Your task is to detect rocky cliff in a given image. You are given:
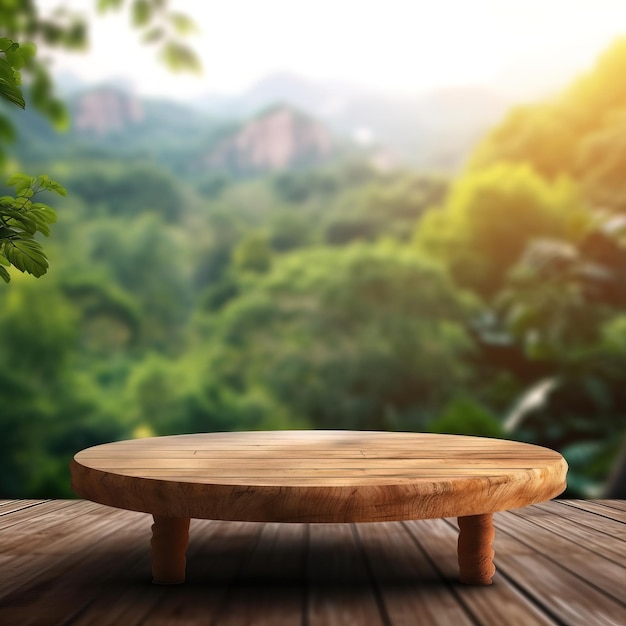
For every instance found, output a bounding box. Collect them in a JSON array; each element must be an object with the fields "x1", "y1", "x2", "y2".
[
  {"x1": 205, "y1": 106, "x2": 333, "y2": 173},
  {"x1": 73, "y1": 87, "x2": 144, "y2": 135}
]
